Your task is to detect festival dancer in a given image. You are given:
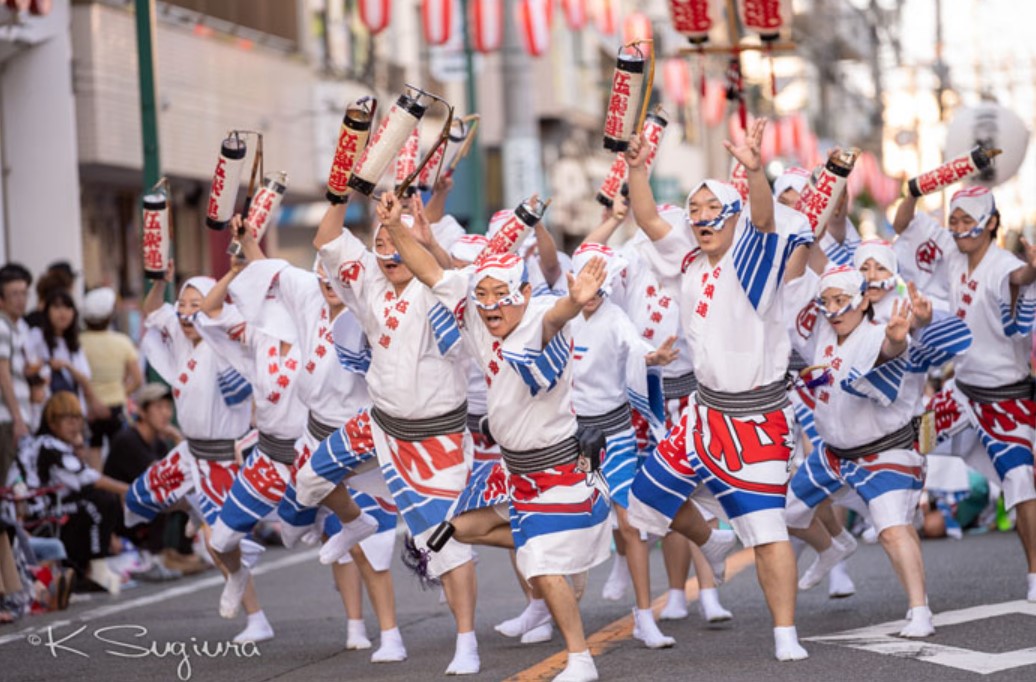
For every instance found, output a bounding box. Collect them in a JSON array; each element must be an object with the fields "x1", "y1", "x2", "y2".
[
  {"x1": 195, "y1": 229, "x2": 309, "y2": 625},
  {"x1": 588, "y1": 199, "x2": 734, "y2": 624},
  {"x1": 377, "y1": 191, "x2": 613, "y2": 682},
  {"x1": 624, "y1": 119, "x2": 815, "y2": 661},
  {"x1": 784, "y1": 264, "x2": 970, "y2": 636},
  {"x1": 893, "y1": 185, "x2": 1036, "y2": 602},
  {"x1": 568, "y1": 241, "x2": 681, "y2": 649},
  {"x1": 293, "y1": 199, "x2": 480, "y2": 675},
  {"x1": 125, "y1": 265, "x2": 268, "y2": 641},
  {"x1": 230, "y1": 227, "x2": 407, "y2": 663}
]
